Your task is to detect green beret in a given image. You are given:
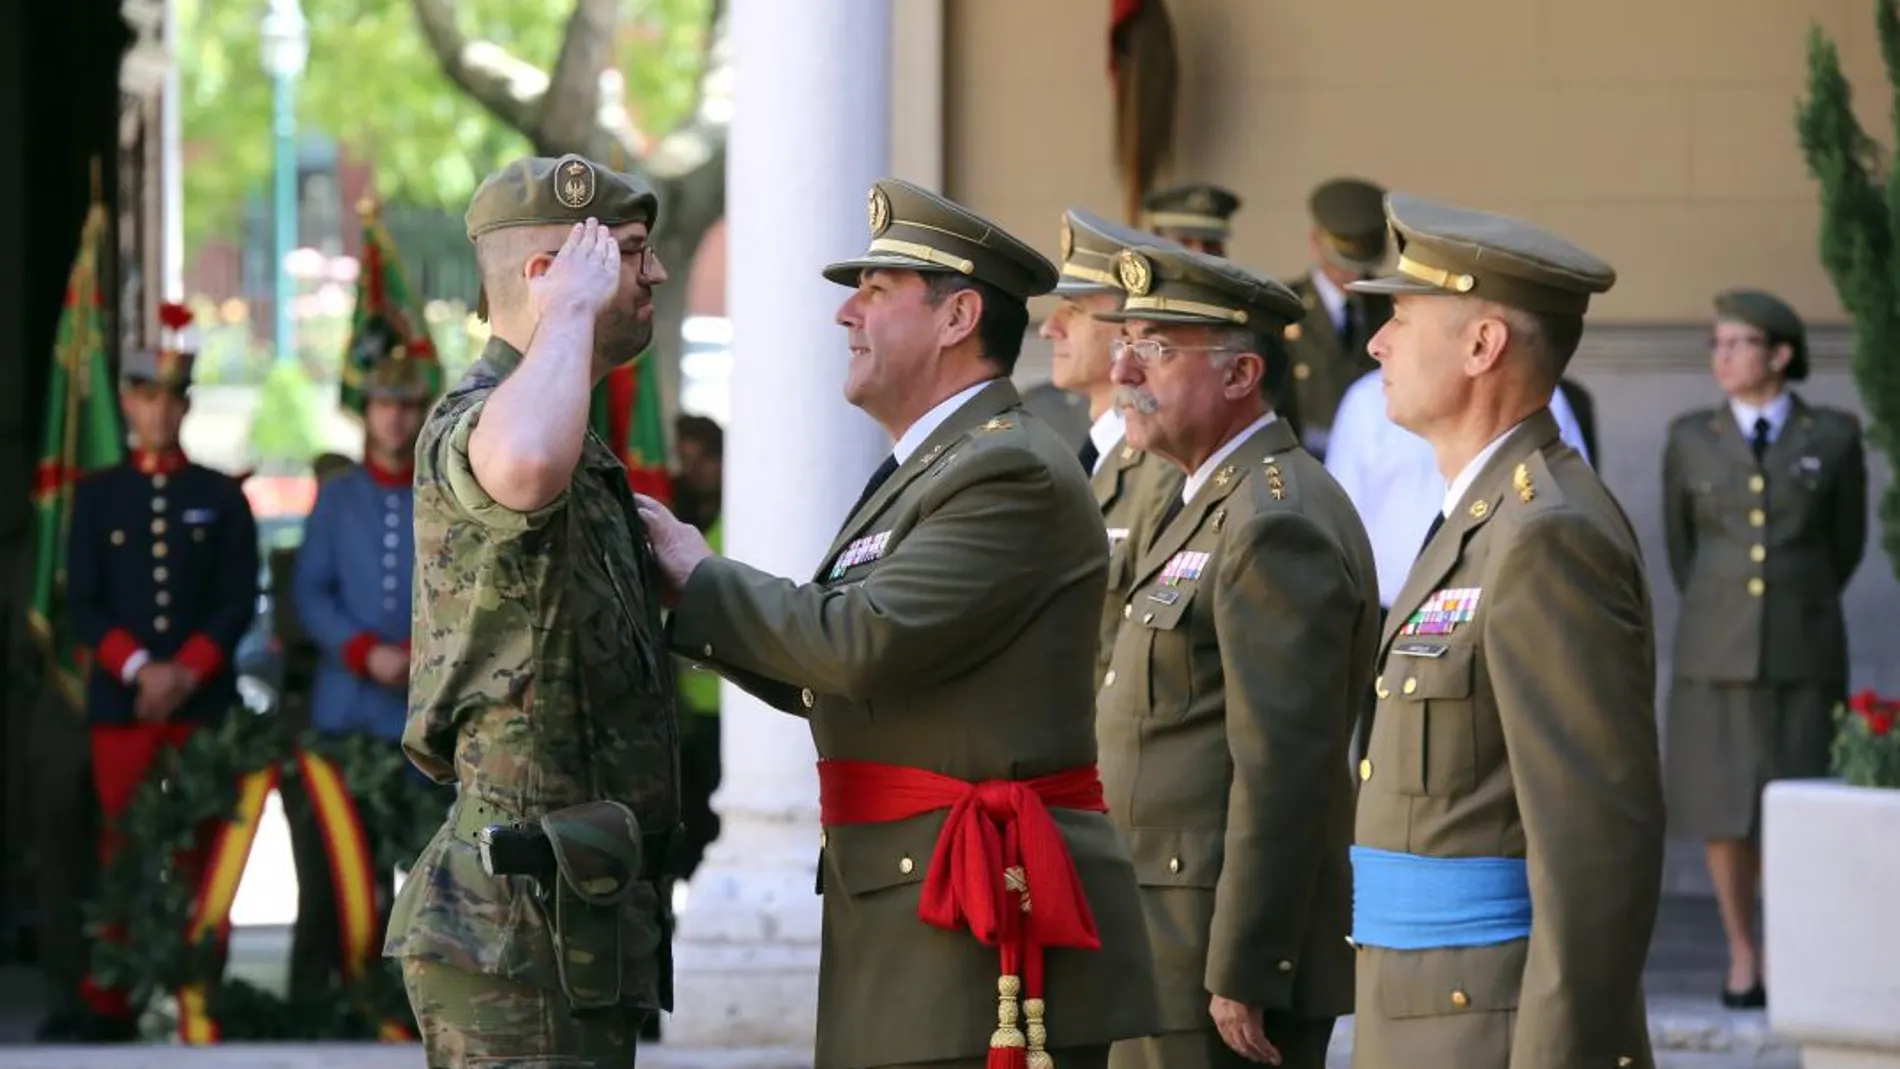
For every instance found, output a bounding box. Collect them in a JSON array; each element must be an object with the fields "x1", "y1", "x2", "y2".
[
  {"x1": 1055, "y1": 208, "x2": 1175, "y2": 297},
  {"x1": 1309, "y1": 177, "x2": 1389, "y2": 272},
  {"x1": 1349, "y1": 193, "x2": 1616, "y2": 315},
  {"x1": 1141, "y1": 183, "x2": 1241, "y2": 240},
  {"x1": 1715, "y1": 288, "x2": 1808, "y2": 381},
  {"x1": 822, "y1": 178, "x2": 1057, "y2": 302},
  {"x1": 1094, "y1": 244, "x2": 1304, "y2": 329},
  {"x1": 464, "y1": 154, "x2": 659, "y2": 241}
]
